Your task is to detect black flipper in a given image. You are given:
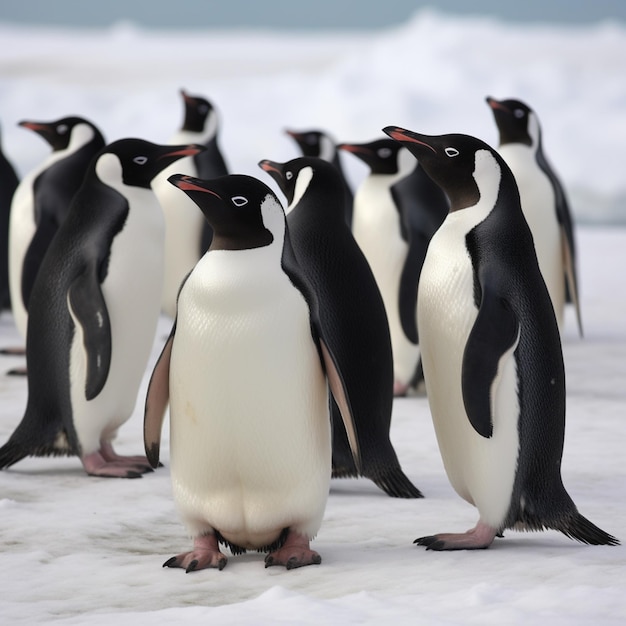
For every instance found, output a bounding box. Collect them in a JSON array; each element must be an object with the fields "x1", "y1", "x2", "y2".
[
  {"x1": 462, "y1": 285, "x2": 519, "y2": 439},
  {"x1": 67, "y1": 266, "x2": 112, "y2": 401}
]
